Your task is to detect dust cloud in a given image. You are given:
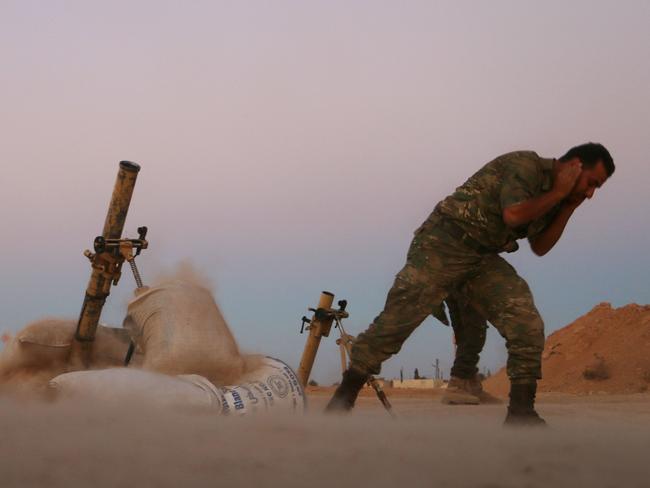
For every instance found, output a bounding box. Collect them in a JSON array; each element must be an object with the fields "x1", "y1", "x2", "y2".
[
  {"x1": 150, "y1": 259, "x2": 215, "y2": 292},
  {"x1": 0, "y1": 319, "x2": 128, "y2": 394},
  {"x1": 0, "y1": 263, "x2": 264, "y2": 395},
  {"x1": 0, "y1": 390, "x2": 648, "y2": 487},
  {"x1": 2, "y1": 267, "x2": 648, "y2": 487}
]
